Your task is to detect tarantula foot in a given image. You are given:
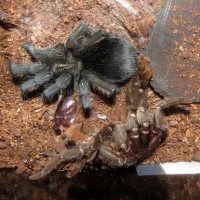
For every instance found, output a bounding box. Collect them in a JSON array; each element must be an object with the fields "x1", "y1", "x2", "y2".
[
  {"x1": 78, "y1": 78, "x2": 91, "y2": 110},
  {"x1": 20, "y1": 71, "x2": 53, "y2": 98},
  {"x1": 8, "y1": 61, "x2": 22, "y2": 79},
  {"x1": 23, "y1": 43, "x2": 34, "y2": 55}
]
